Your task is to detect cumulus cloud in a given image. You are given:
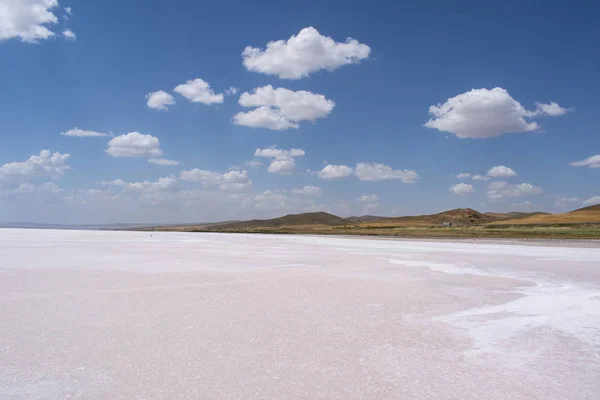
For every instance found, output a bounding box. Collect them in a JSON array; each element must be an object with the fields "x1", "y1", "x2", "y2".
[
  {"x1": 570, "y1": 154, "x2": 600, "y2": 169},
  {"x1": 148, "y1": 158, "x2": 179, "y2": 166},
  {"x1": 225, "y1": 87, "x2": 239, "y2": 96},
  {"x1": 233, "y1": 85, "x2": 335, "y2": 130},
  {"x1": 487, "y1": 165, "x2": 517, "y2": 178},
  {"x1": 449, "y1": 183, "x2": 475, "y2": 196},
  {"x1": 174, "y1": 78, "x2": 224, "y2": 105},
  {"x1": 242, "y1": 26, "x2": 371, "y2": 79},
  {"x1": 98, "y1": 177, "x2": 179, "y2": 193},
  {"x1": 290, "y1": 186, "x2": 323, "y2": 197},
  {"x1": 317, "y1": 165, "x2": 353, "y2": 179},
  {"x1": 0, "y1": 0, "x2": 64, "y2": 43},
  {"x1": 530, "y1": 102, "x2": 571, "y2": 117},
  {"x1": 60, "y1": 127, "x2": 108, "y2": 137},
  {"x1": 146, "y1": 90, "x2": 175, "y2": 111},
  {"x1": 0, "y1": 150, "x2": 70, "y2": 186},
  {"x1": 472, "y1": 175, "x2": 489, "y2": 181},
  {"x1": 62, "y1": 28, "x2": 75, "y2": 40},
  {"x1": 244, "y1": 159, "x2": 263, "y2": 168},
  {"x1": 355, "y1": 163, "x2": 419, "y2": 183},
  {"x1": 583, "y1": 196, "x2": 600, "y2": 206},
  {"x1": 254, "y1": 147, "x2": 305, "y2": 158},
  {"x1": 254, "y1": 146, "x2": 305, "y2": 175},
  {"x1": 267, "y1": 156, "x2": 295, "y2": 175},
  {"x1": 106, "y1": 132, "x2": 163, "y2": 158},
  {"x1": 425, "y1": 87, "x2": 569, "y2": 139},
  {"x1": 179, "y1": 168, "x2": 252, "y2": 192},
  {"x1": 486, "y1": 181, "x2": 543, "y2": 200},
  {"x1": 456, "y1": 173, "x2": 471, "y2": 179},
  {"x1": 358, "y1": 194, "x2": 379, "y2": 202}
]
